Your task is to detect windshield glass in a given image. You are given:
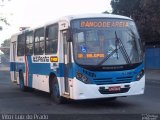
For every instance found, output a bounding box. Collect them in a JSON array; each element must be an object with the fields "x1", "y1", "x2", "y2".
[{"x1": 71, "y1": 18, "x2": 143, "y2": 66}]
